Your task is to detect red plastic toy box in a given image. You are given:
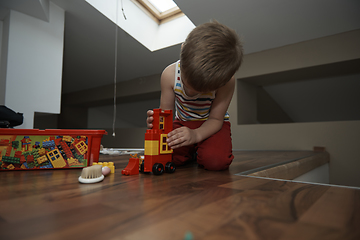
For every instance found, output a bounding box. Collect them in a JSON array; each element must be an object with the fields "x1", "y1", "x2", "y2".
[{"x1": 0, "y1": 129, "x2": 107, "y2": 171}]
